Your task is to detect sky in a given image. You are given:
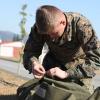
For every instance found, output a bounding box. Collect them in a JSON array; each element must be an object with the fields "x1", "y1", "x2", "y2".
[{"x1": 0, "y1": 0, "x2": 100, "y2": 39}]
